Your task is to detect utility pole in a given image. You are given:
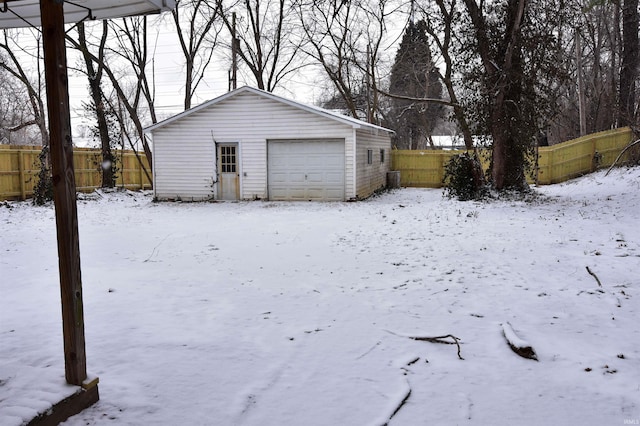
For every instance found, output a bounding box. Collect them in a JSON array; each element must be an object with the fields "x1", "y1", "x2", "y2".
[
  {"x1": 366, "y1": 44, "x2": 372, "y2": 123},
  {"x1": 229, "y1": 11, "x2": 238, "y2": 91}
]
